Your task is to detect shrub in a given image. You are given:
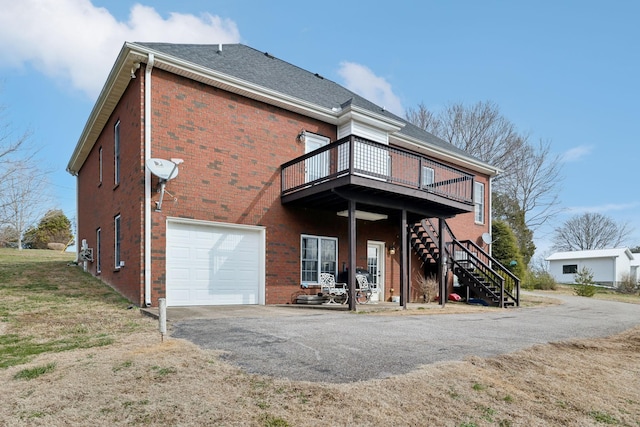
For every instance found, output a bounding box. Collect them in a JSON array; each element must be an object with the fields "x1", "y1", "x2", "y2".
[
  {"x1": 414, "y1": 273, "x2": 438, "y2": 303},
  {"x1": 529, "y1": 270, "x2": 557, "y2": 290},
  {"x1": 617, "y1": 273, "x2": 638, "y2": 295},
  {"x1": 574, "y1": 267, "x2": 596, "y2": 297}
]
